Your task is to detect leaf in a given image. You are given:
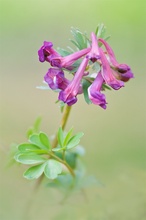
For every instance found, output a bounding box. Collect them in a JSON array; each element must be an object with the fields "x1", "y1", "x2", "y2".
[
  {"x1": 44, "y1": 159, "x2": 62, "y2": 179},
  {"x1": 74, "y1": 145, "x2": 85, "y2": 156},
  {"x1": 92, "y1": 62, "x2": 100, "y2": 72},
  {"x1": 15, "y1": 154, "x2": 46, "y2": 165},
  {"x1": 70, "y1": 39, "x2": 80, "y2": 49},
  {"x1": 36, "y1": 85, "x2": 50, "y2": 90},
  {"x1": 96, "y1": 23, "x2": 105, "y2": 38},
  {"x1": 57, "y1": 47, "x2": 71, "y2": 56},
  {"x1": 23, "y1": 163, "x2": 46, "y2": 180},
  {"x1": 82, "y1": 79, "x2": 92, "y2": 104},
  {"x1": 29, "y1": 133, "x2": 50, "y2": 150},
  {"x1": 102, "y1": 83, "x2": 112, "y2": 91},
  {"x1": 52, "y1": 147, "x2": 64, "y2": 152},
  {"x1": 70, "y1": 27, "x2": 89, "y2": 50},
  {"x1": 47, "y1": 174, "x2": 73, "y2": 190},
  {"x1": 39, "y1": 132, "x2": 51, "y2": 150},
  {"x1": 63, "y1": 127, "x2": 73, "y2": 147},
  {"x1": 26, "y1": 116, "x2": 42, "y2": 138},
  {"x1": 66, "y1": 132, "x2": 84, "y2": 150},
  {"x1": 18, "y1": 143, "x2": 40, "y2": 153},
  {"x1": 65, "y1": 152, "x2": 77, "y2": 169}
]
